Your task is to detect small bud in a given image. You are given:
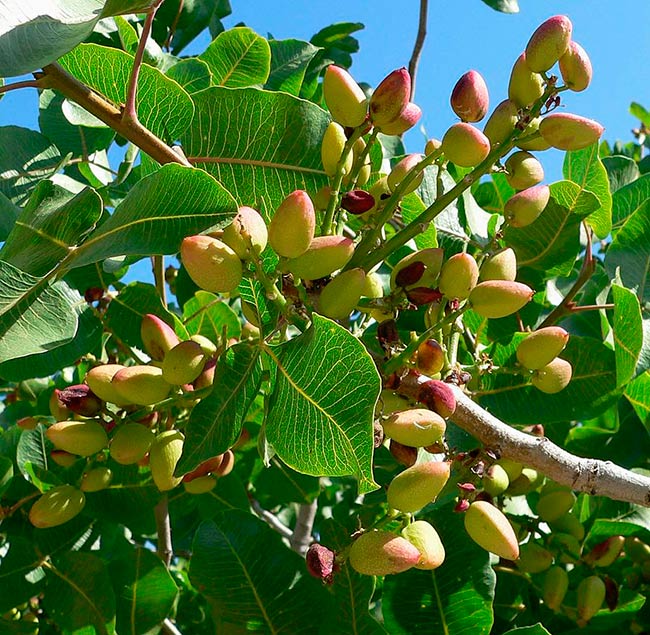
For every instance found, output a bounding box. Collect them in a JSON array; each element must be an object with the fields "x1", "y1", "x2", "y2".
[
  {"x1": 149, "y1": 430, "x2": 185, "y2": 491},
  {"x1": 539, "y1": 113, "x2": 604, "y2": 151},
  {"x1": 348, "y1": 530, "x2": 420, "y2": 576},
  {"x1": 442, "y1": 123, "x2": 491, "y2": 168},
  {"x1": 323, "y1": 65, "x2": 368, "y2": 128},
  {"x1": 221, "y1": 206, "x2": 268, "y2": 259},
  {"x1": 386, "y1": 461, "x2": 451, "y2": 513},
  {"x1": 80, "y1": 467, "x2": 113, "y2": 492},
  {"x1": 482, "y1": 464, "x2": 510, "y2": 497},
  {"x1": 518, "y1": 542, "x2": 554, "y2": 573},
  {"x1": 110, "y1": 423, "x2": 155, "y2": 465},
  {"x1": 450, "y1": 70, "x2": 489, "y2": 122},
  {"x1": 469, "y1": 280, "x2": 534, "y2": 319},
  {"x1": 318, "y1": 269, "x2": 367, "y2": 320},
  {"x1": 455, "y1": 499, "x2": 470, "y2": 513},
  {"x1": 183, "y1": 475, "x2": 218, "y2": 494},
  {"x1": 525, "y1": 15, "x2": 573, "y2": 73},
  {"x1": 532, "y1": 358, "x2": 573, "y2": 394},
  {"x1": 268, "y1": 189, "x2": 316, "y2": 259},
  {"x1": 382, "y1": 408, "x2": 446, "y2": 448},
  {"x1": 505, "y1": 151, "x2": 544, "y2": 190},
  {"x1": 85, "y1": 364, "x2": 132, "y2": 406},
  {"x1": 415, "y1": 339, "x2": 445, "y2": 375},
  {"x1": 162, "y1": 340, "x2": 207, "y2": 385},
  {"x1": 341, "y1": 190, "x2": 376, "y2": 215},
  {"x1": 112, "y1": 366, "x2": 171, "y2": 406},
  {"x1": 284, "y1": 235, "x2": 354, "y2": 280},
  {"x1": 402, "y1": 520, "x2": 446, "y2": 570},
  {"x1": 516, "y1": 326, "x2": 569, "y2": 370},
  {"x1": 438, "y1": 253, "x2": 479, "y2": 300},
  {"x1": 536, "y1": 488, "x2": 576, "y2": 522},
  {"x1": 463, "y1": 500, "x2": 520, "y2": 560},
  {"x1": 483, "y1": 99, "x2": 519, "y2": 148},
  {"x1": 29, "y1": 485, "x2": 85, "y2": 528},
  {"x1": 504, "y1": 184, "x2": 550, "y2": 227},
  {"x1": 46, "y1": 420, "x2": 108, "y2": 457},
  {"x1": 387, "y1": 154, "x2": 424, "y2": 195},
  {"x1": 576, "y1": 575, "x2": 605, "y2": 623},
  {"x1": 378, "y1": 102, "x2": 422, "y2": 135},
  {"x1": 389, "y1": 439, "x2": 418, "y2": 467},
  {"x1": 306, "y1": 543, "x2": 336, "y2": 582},
  {"x1": 508, "y1": 53, "x2": 545, "y2": 108},
  {"x1": 479, "y1": 248, "x2": 517, "y2": 282},
  {"x1": 181, "y1": 235, "x2": 243, "y2": 293},
  {"x1": 141, "y1": 314, "x2": 181, "y2": 361},
  {"x1": 321, "y1": 121, "x2": 353, "y2": 177},
  {"x1": 417, "y1": 379, "x2": 456, "y2": 418},
  {"x1": 54, "y1": 384, "x2": 104, "y2": 417},
  {"x1": 559, "y1": 41, "x2": 592, "y2": 92},
  {"x1": 369, "y1": 68, "x2": 411, "y2": 127},
  {"x1": 543, "y1": 566, "x2": 569, "y2": 611}
]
